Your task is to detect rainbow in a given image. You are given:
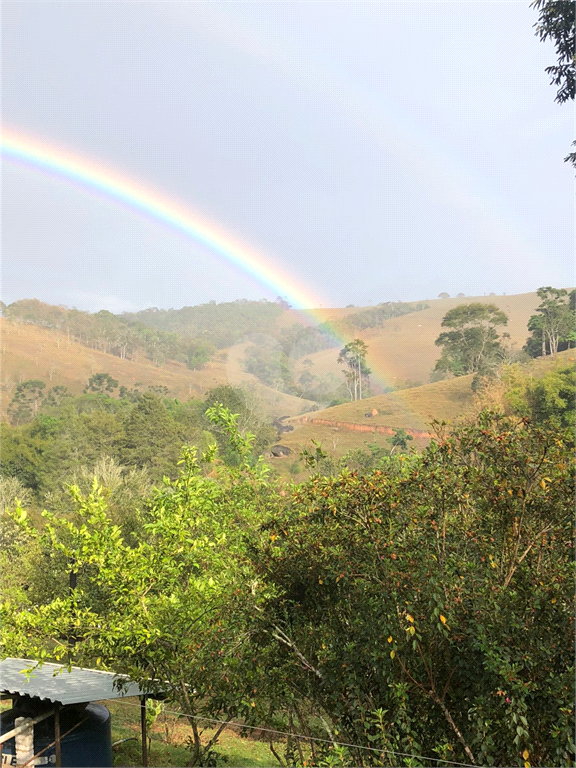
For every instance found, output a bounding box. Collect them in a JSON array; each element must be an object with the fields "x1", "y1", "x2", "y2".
[
  {"x1": 2, "y1": 127, "x2": 423, "y2": 412},
  {"x1": 2, "y1": 128, "x2": 325, "y2": 311}
]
